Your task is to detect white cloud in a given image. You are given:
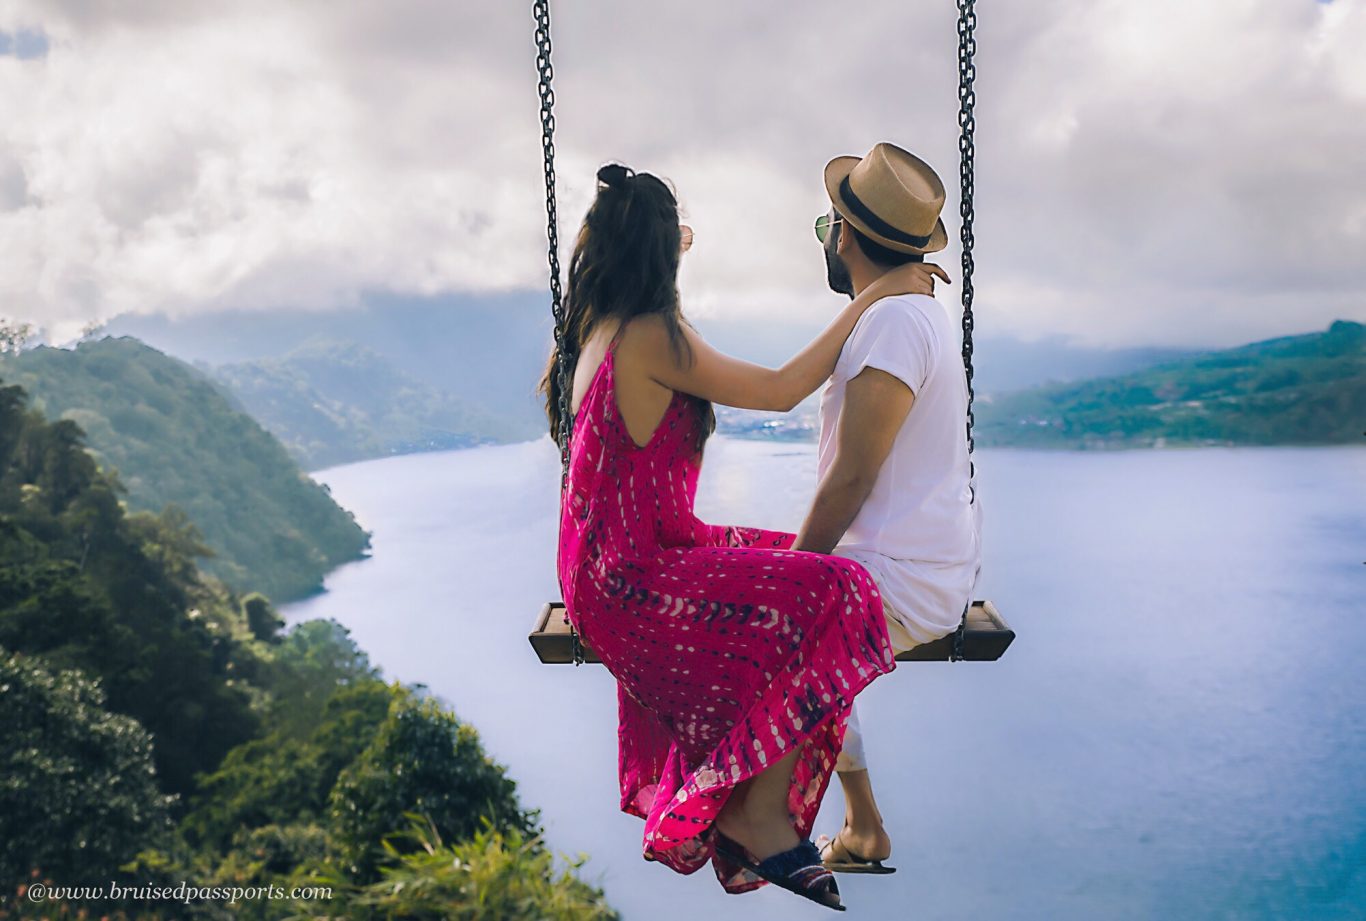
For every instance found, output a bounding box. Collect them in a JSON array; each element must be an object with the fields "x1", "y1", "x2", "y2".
[{"x1": 0, "y1": 0, "x2": 1362, "y2": 347}]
